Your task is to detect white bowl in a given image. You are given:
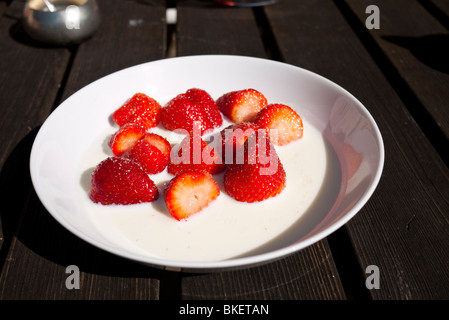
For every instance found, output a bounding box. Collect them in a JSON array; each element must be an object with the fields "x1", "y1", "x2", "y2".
[{"x1": 30, "y1": 55, "x2": 384, "y2": 272}]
